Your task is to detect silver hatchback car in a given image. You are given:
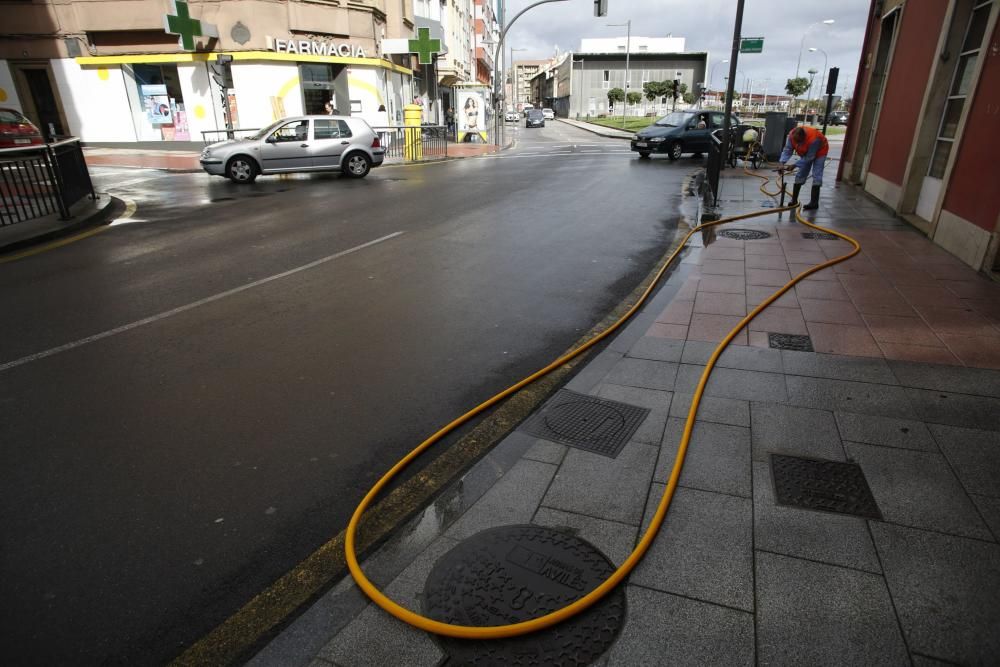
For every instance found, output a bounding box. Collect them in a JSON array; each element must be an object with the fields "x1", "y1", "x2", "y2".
[{"x1": 200, "y1": 115, "x2": 385, "y2": 183}]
